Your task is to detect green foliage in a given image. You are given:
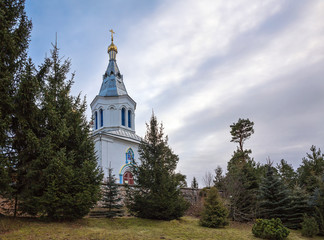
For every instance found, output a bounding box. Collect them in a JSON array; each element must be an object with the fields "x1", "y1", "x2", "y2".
[
  {"x1": 252, "y1": 218, "x2": 290, "y2": 240},
  {"x1": 301, "y1": 215, "x2": 319, "y2": 237},
  {"x1": 257, "y1": 164, "x2": 291, "y2": 225},
  {"x1": 127, "y1": 113, "x2": 189, "y2": 220},
  {"x1": 277, "y1": 159, "x2": 297, "y2": 189},
  {"x1": 102, "y1": 166, "x2": 123, "y2": 218},
  {"x1": 213, "y1": 166, "x2": 224, "y2": 191},
  {"x1": 297, "y1": 146, "x2": 324, "y2": 194},
  {"x1": 226, "y1": 151, "x2": 260, "y2": 221},
  {"x1": 0, "y1": 0, "x2": 32, "y2": 195},
  {"x1": 16, "y1": 45, "x2": 103, "y2": 220},
  {"x1": 230, "y1": 118, "x2": 254, "y2": 152},
  {"x1": 200, "y1": 187, "x2": 229, "y2": 228},
  {"x1": 191, "y1": 177, "x2": 198, "y2": 189},
  {"x1": 175, "y1": 173, "x2": 187, "y2": 188},
  {"x1": 310, "y1": 175, "x2": 324, "y2": 235}
]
